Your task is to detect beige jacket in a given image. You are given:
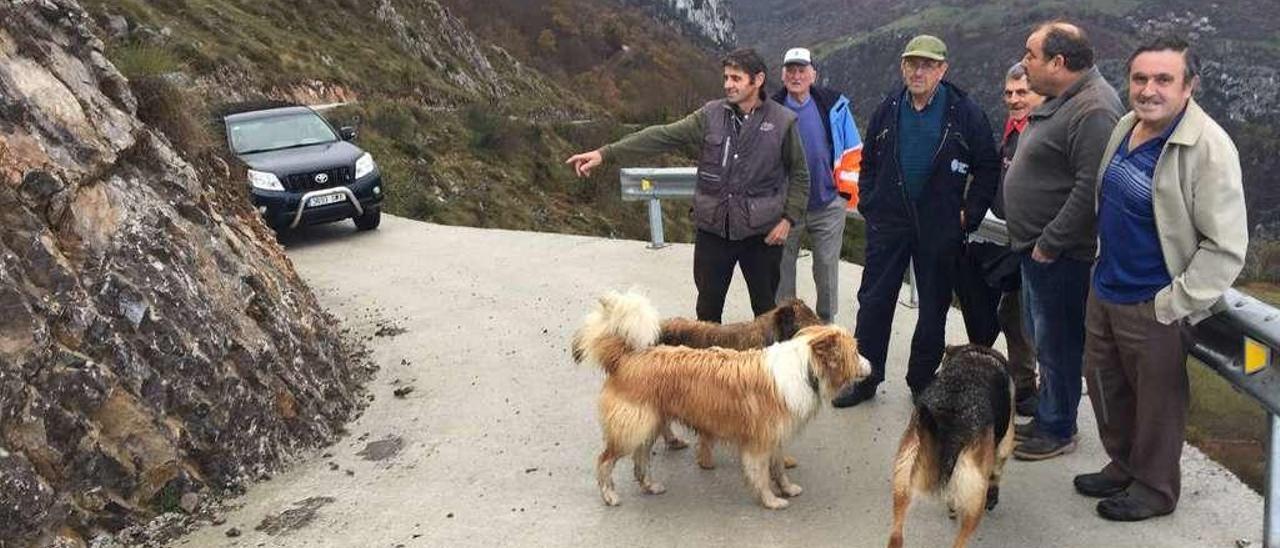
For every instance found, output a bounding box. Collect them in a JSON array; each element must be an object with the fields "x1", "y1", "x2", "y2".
[{"x1": 1095, "y1": 98, "x2": 1249, "y2": 325}]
